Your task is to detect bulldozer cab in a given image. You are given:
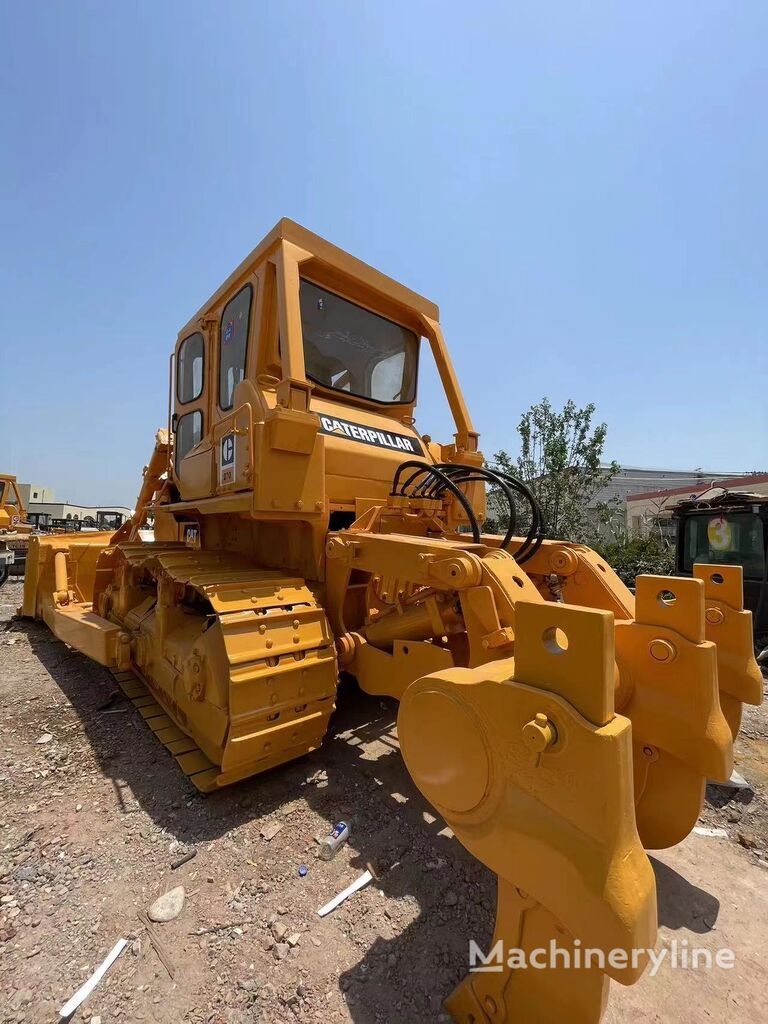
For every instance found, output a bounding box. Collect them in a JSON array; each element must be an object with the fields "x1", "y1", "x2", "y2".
[
  {"x1": 28, "y1": 512, "x2": 51, "y2": 532},
  {"x1": 169, "y1": 219, "x2": 482, "y2": 530},
  {"x1": 96, "y1": 510, "x2": 126, "y2": 532},
  {"x1": 0, "y1": 475, "x2": 29, "y2": 534}
]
